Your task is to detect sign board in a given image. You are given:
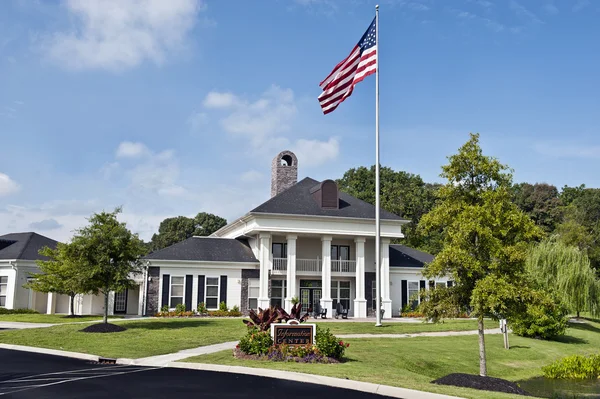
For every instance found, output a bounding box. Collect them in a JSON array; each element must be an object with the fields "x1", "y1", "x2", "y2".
[{"x1": 270, "y1": 321, "x2": 316, "y2": 346}]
